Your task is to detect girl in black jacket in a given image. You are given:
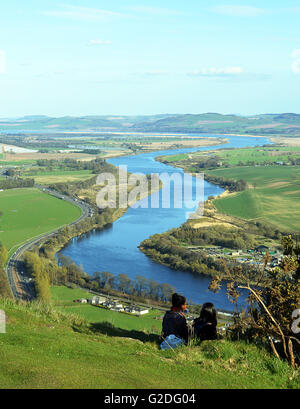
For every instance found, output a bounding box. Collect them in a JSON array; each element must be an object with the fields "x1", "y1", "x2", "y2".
[
  {"x1": 193, "y1": 302, "x2": 217, "y2": 342},
  {"x1": 162, "y1": 293, "x2": 189, "y2": 343}
]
